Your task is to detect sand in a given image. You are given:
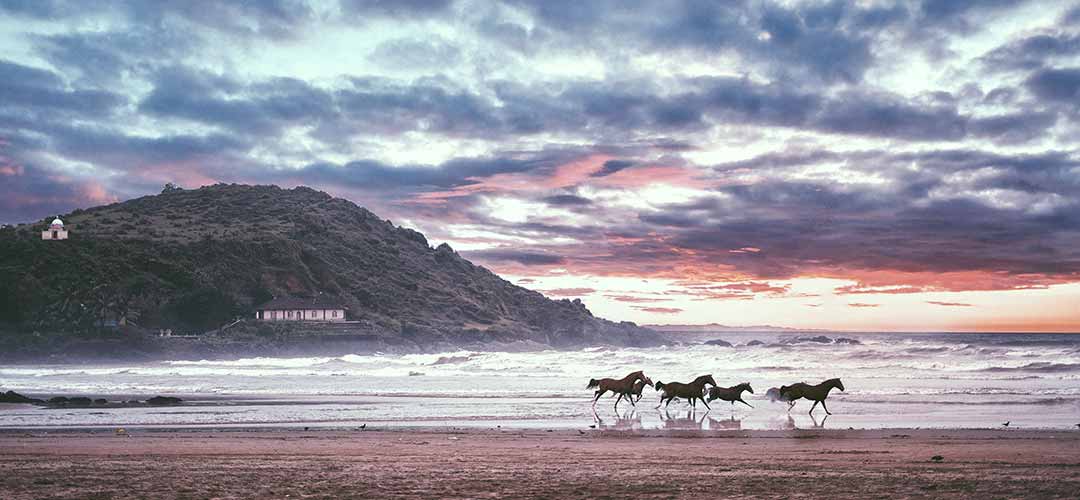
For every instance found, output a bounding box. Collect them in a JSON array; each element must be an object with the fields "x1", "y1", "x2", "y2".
[{"x1": 2, "y1": 427, "x2": 1079, "y2": 499}]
